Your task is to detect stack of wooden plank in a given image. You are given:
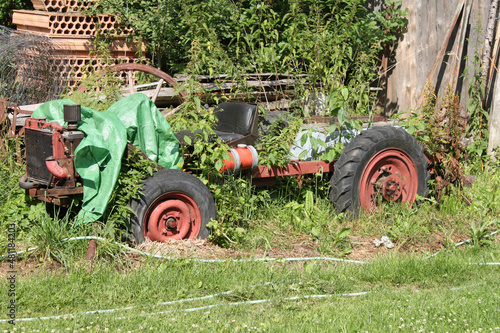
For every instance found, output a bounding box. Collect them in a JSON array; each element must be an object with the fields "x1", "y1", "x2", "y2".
[{"x1": 12, "y1": 0, "x2": 145, "y2": 89}]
